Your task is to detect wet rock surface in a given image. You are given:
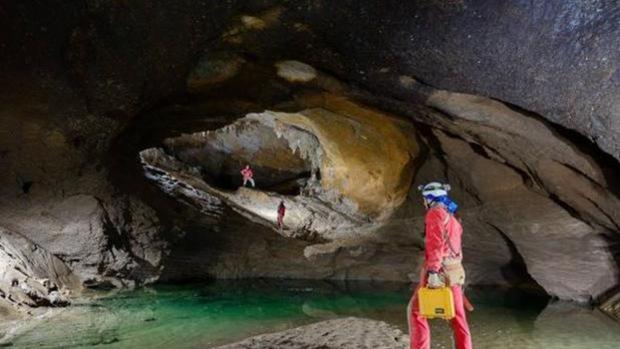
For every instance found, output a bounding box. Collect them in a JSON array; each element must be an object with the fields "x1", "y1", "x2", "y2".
[{"x1": 214, "y1": 317, "x2": 408, "y2": 349}]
